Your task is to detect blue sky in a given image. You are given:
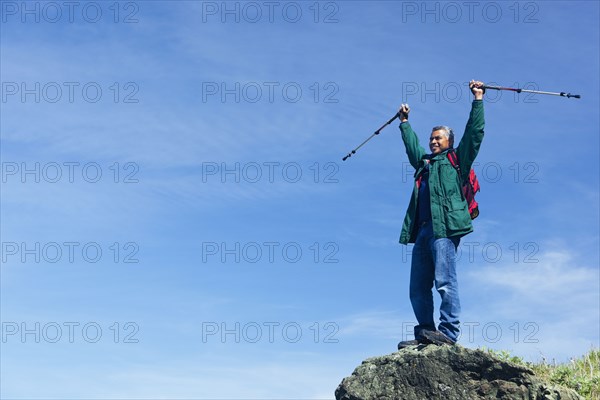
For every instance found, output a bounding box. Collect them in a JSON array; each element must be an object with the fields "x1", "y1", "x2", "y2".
[{"x1": 1, "y1": 1, "x2": 599, "y2": 398}]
